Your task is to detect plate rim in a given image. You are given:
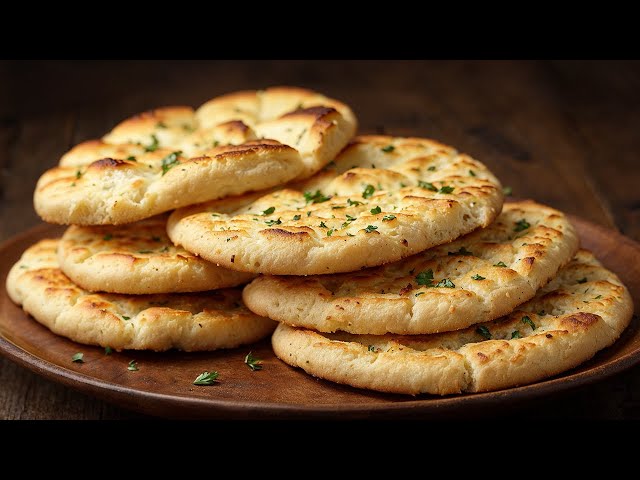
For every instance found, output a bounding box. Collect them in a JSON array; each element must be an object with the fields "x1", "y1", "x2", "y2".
[{"x1": 1, "y1": 218, "x2": 639, "y2": 419}]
